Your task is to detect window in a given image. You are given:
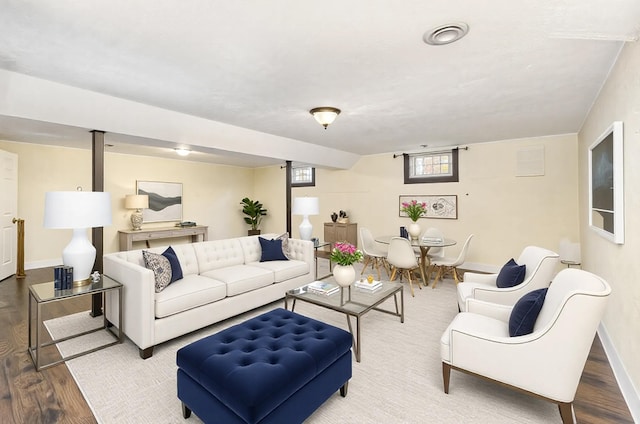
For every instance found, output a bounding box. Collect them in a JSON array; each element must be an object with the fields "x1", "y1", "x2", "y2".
[
  {"x1": 291, "y1": 166, "x2": 315, "y2": 187},
  {"x1": 403, "y1": 149, "x2": 459, "y2": 184}
]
